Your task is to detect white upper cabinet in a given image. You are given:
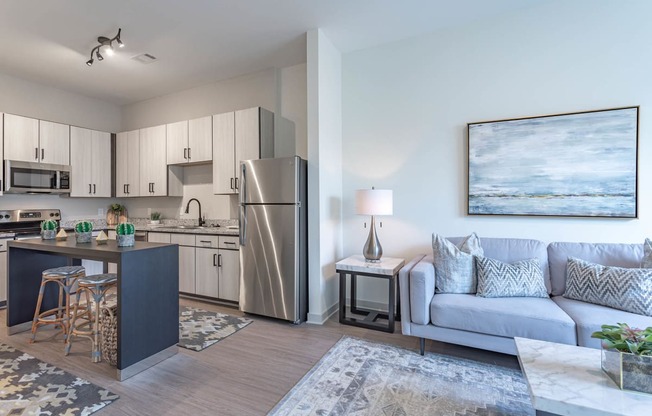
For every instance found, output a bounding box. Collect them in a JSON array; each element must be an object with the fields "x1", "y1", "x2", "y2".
[
  {"x1": 166, "y1": 120, "x2": 188, "y2": 165},
  {"x1": 140, "y1": 125, "x2": 168, "y2": 196},
  {"x1": 167, "y1": 116, "x2": 212, "y2": 165},
  {"x1": 0, "y1": 114, "x2": 3, "y2": 194},
  {"x1": 116, "y1": 130, "x2": 140, "y2": 197},
  {"x1": 4, "y1": 115, "x2": 70, "y2": 165},
  {"x1": 70, "y1": 126, "x2": 111, "y2": 197},
  {"x1": 4, "y1": 114, "x2": 39, "y2": 163},
  {"x1": 212, "y1": 107, "x2": 274, "y2": 195},
  {"x1": 188, "y1": 116, "x2": 212, "y2": 163},
  {"x1": 39, "y1": 120, "x2": 70, "y2": 165}
]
